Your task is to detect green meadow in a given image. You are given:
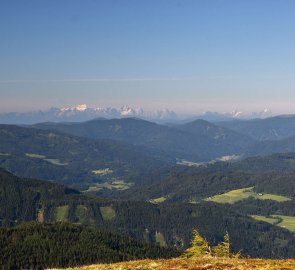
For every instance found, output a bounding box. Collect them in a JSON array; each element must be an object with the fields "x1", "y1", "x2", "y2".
[
  {"x1": 251, "y1": 215, "x2": 295, "y2": 232},
  {"x1": 205, "y1": 187, "x2": 291, "y2": 204}
]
